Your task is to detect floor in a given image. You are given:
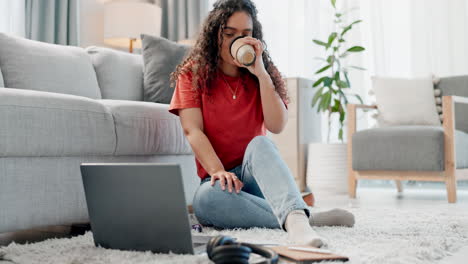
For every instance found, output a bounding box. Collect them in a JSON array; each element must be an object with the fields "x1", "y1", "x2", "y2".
[{"x1": 1, "y1": 184, "x2": 467, "y2": 263}]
